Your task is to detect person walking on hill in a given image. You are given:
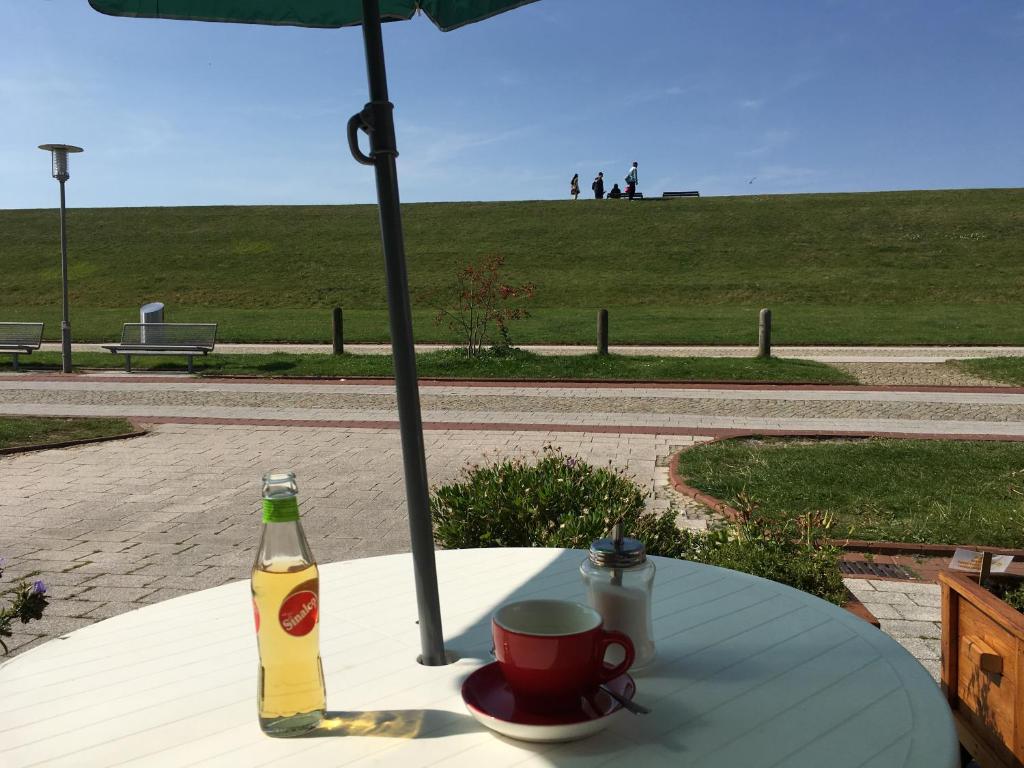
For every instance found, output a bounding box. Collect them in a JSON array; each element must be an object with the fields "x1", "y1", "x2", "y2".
[
  {"x1": 625, "y1": 161, "x2": 638, "y2": 200},
  {"x1": 592, "y1": 172, "x2": 605, "y2": 200},
  {"x1": 570, "y1": 173, "x2": 580, "y2": 201}
]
